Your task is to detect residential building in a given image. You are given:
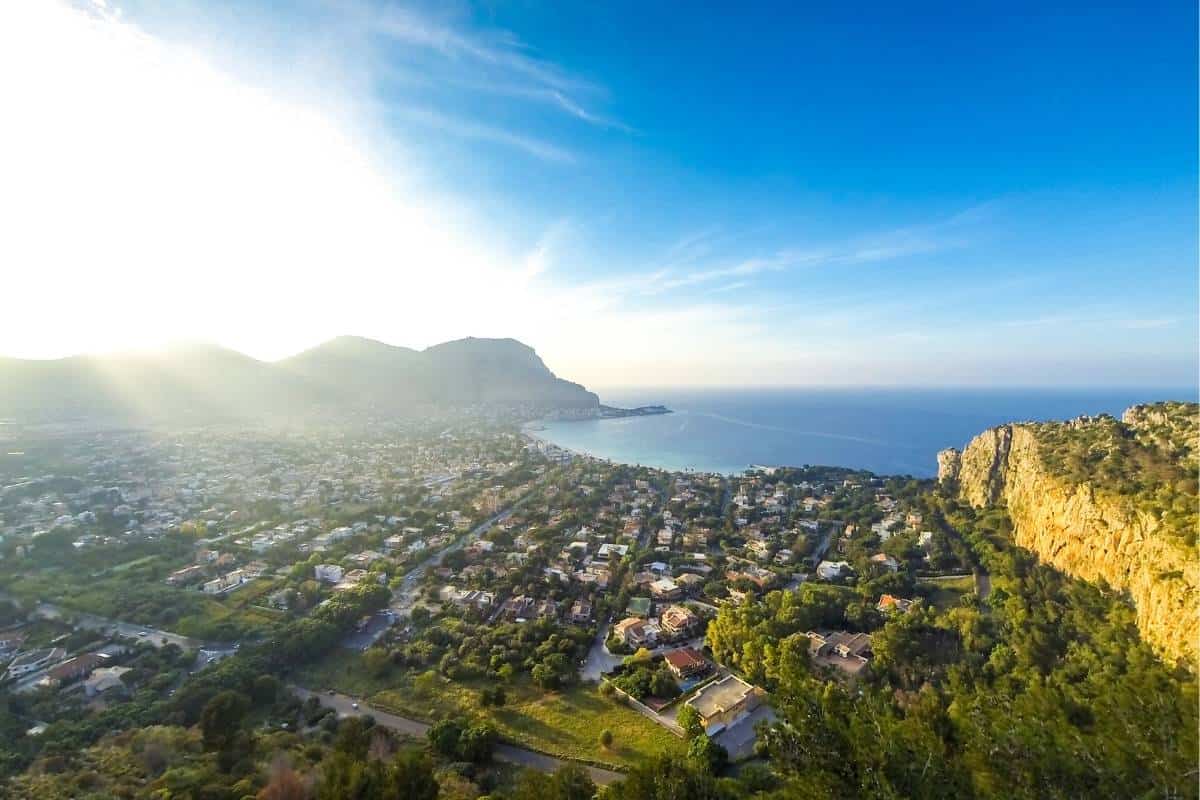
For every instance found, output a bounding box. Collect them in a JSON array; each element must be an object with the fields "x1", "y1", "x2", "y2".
[
  {"x1": 84, "y1": 665, "x2": 132, "y2": 696},
  {"x1": 659, "y1": 605, "x2": 699, "y2": 638},
  {"x1": 663, "y1": 646, "x2": 710, "y2": 679},
  {"x1": 816, "y1": 560, "x2": 852, "y2": 580},
  {"x1": 500, "y1": 594, "x2": 535, "y2": 621},
  {"x1": 166, "y1": 564, "x2": 207, "y2": 586},
  {"x1": 314, "y1": 564, "x2": 344, "y2": 584},
  {"x1": 569, "y1": 599, "x2": 592, "y2": 624},
  {"x1": 806, "y1": 630, "x2": 872, "y2": 677},
  {"x1": 612, "y1": 616, "x2": 659, "y2": 648},
  {"x1": 46, "y1": 652, "x2": 110, "y2": 684},
  {"x1": 649, "y1": 578, "x2": 682, "y2": 600},
  {"x1": 685, "y1": 675, "x2": 765, "y2": 734},
  {"x1": 876, "y1": 594, "x2": 917, "y2": 614},
  {"x1": 870, "y1": 553, "x2": 901, "y2": 572}
]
